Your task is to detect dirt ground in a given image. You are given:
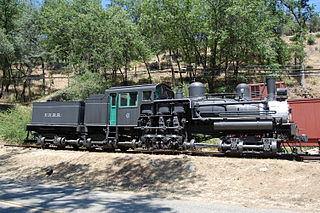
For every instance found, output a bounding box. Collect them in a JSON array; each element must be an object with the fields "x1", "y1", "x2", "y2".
[{"x1": 0, "y1": 144, "x2": 319, "y2": 212}]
